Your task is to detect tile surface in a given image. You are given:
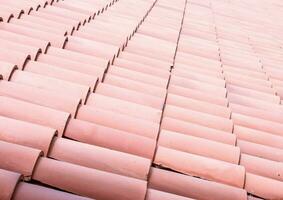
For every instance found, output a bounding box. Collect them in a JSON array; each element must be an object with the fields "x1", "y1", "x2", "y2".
[{"x1": 0, "y1": 0, "x2": 283, "y2": 199}]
